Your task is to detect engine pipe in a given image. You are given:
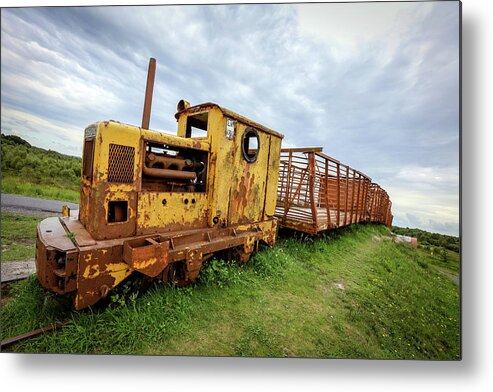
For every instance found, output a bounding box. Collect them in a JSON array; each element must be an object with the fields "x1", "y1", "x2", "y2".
[{"x1": 142, "y1": 165, "x2": 197, "y2": 180}]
